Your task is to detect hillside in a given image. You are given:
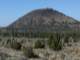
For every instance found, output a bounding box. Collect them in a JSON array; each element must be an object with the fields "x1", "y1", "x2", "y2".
[{"x1": 8, "y1": 8, "x2": 79, "y2": 32}]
